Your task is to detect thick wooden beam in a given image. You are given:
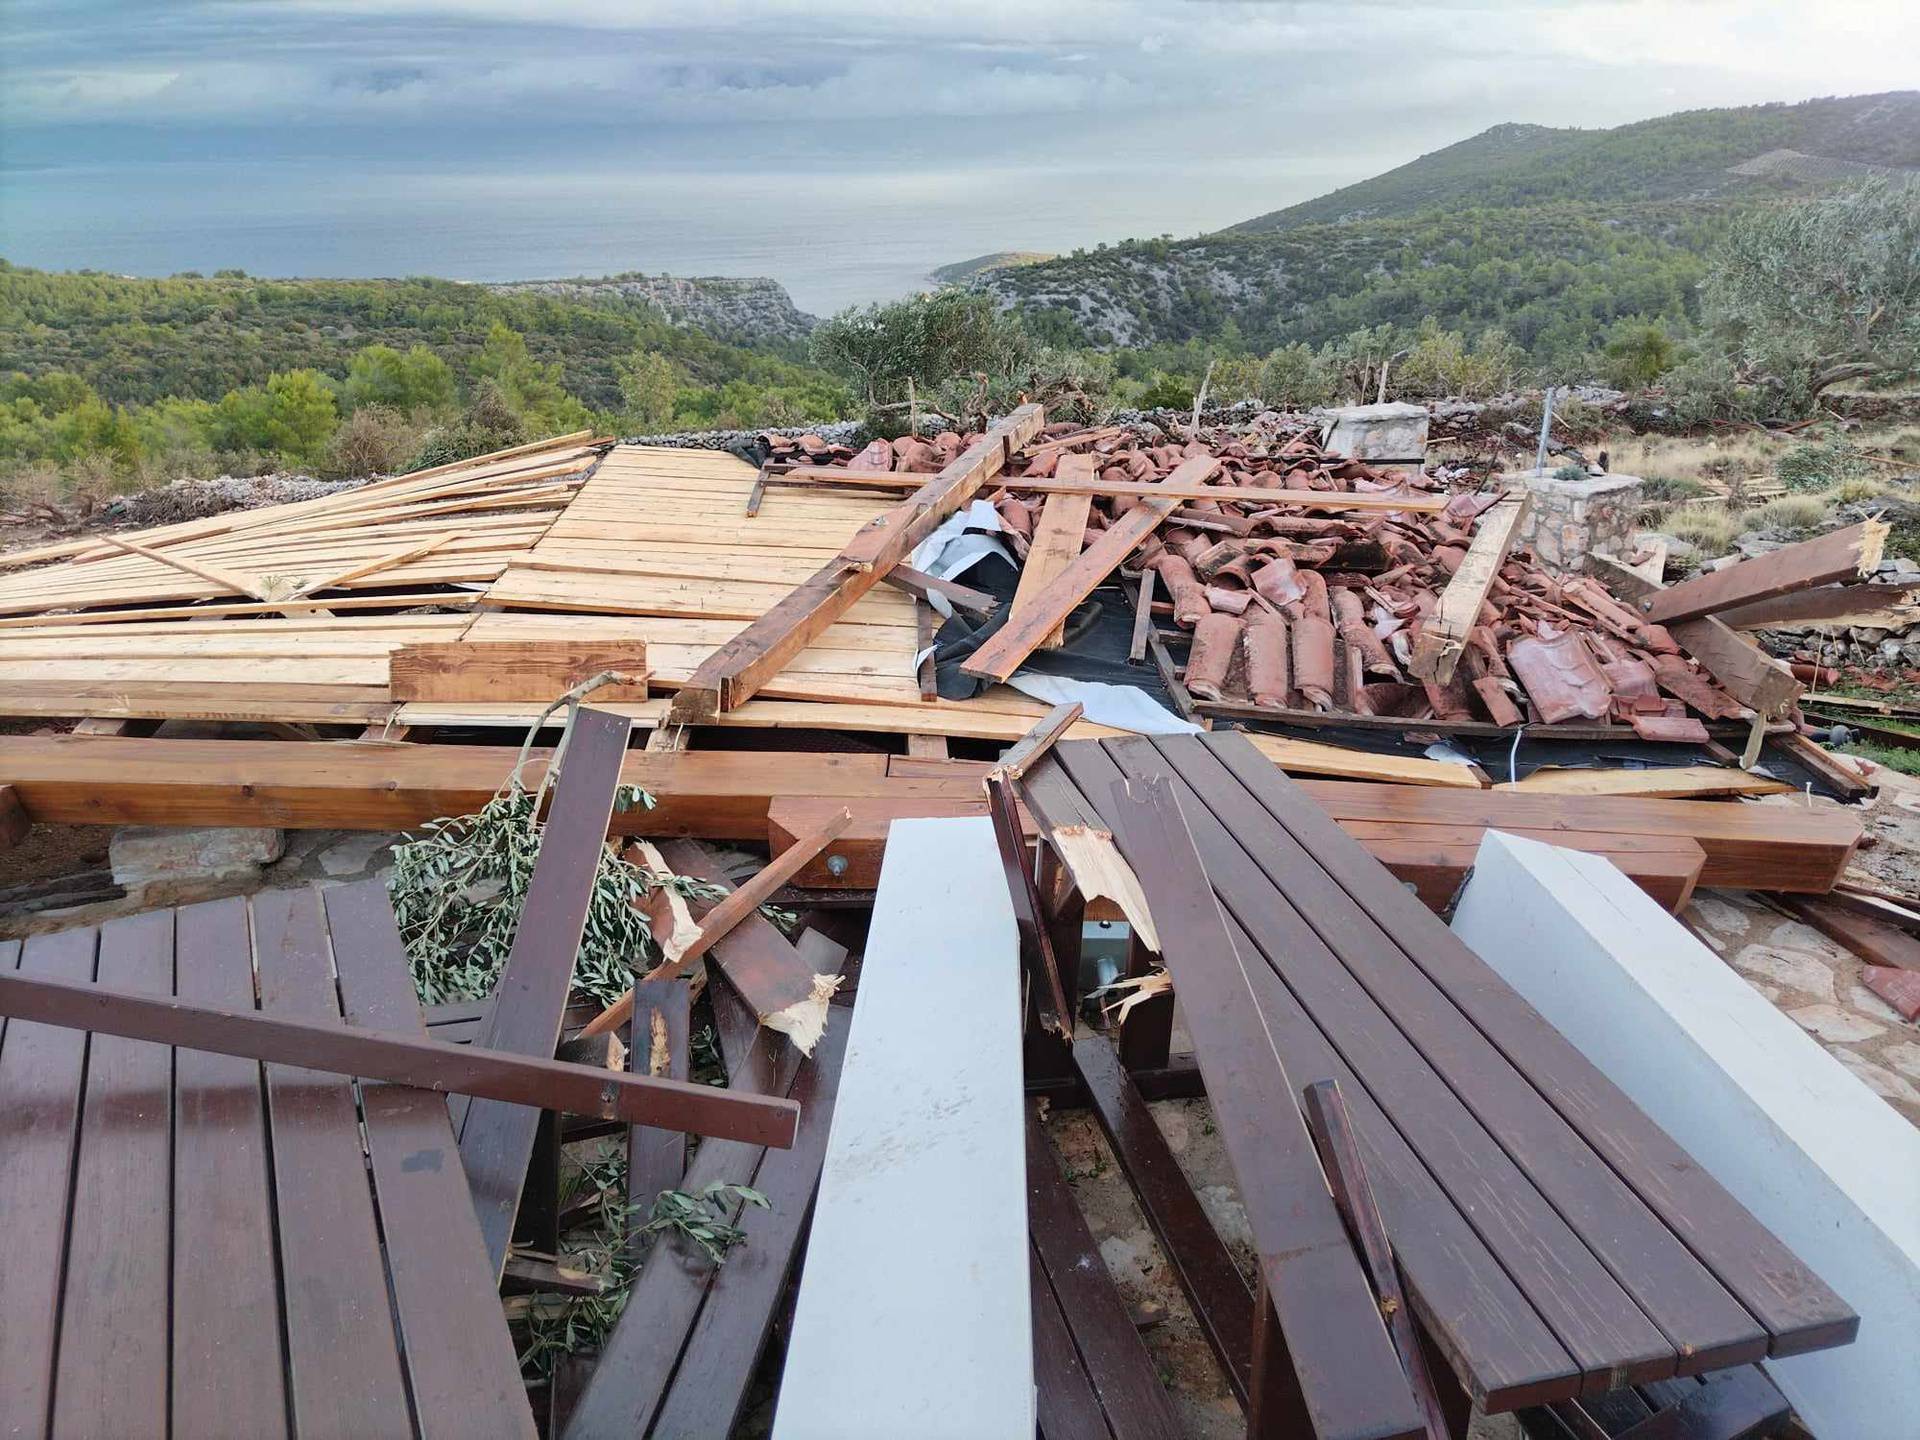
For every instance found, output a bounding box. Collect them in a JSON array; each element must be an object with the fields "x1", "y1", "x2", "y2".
[
  {"x1": 776, "y1": 466, "x2": 1452, "y2": 513},
  {"x1": 669, "y1": 405, "x2": 1042, "y2": 722},
  {"x1": 388, "y1": 640, "x2": 649, "y2": 703},
  {"x1": 1717, "y1": 580, "x2": 1920, "y2": 630},
  {"x1": 0, "y1": 784, "x2": 27, "y2": 848},
  {"x1": 1592, "y1": 553, "x2": 1802, "y2": 718},
  {"x1": 1640, "y1": 521, "x2": 1888, "y2": 625},
  {"x1": 0, "y1": 967, "x2": 797, "y2": 1145},
  {"x1": 963, "y1": 455, "x2": 1221, "y2": 684},
  {"x1": 1409, "y1": 493, "x2": 1527, "y2": 684},
  {"x1": 1011, "y1": 454, "x2": 1096, "y2": 648}
]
